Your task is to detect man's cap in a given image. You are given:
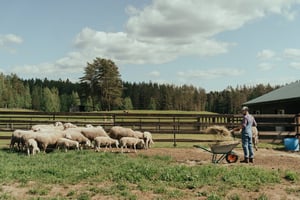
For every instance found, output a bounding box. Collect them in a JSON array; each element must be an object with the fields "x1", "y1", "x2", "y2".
[{"x1": 242, "y1": 106, "x2": 249, "y2": 111}]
